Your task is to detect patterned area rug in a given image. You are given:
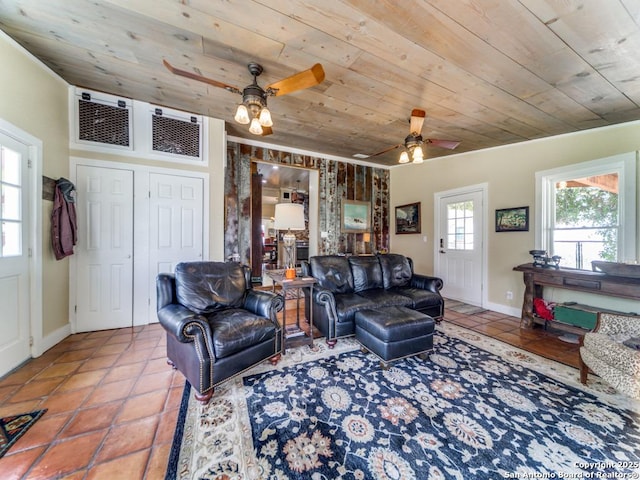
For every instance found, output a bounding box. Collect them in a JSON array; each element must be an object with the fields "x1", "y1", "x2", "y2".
[
  {"x1": 0, "y1": 409, "x2": 47, "y2": 458},
  {"x1": 166, "y1": 324, "x2": 640, "y2": 479}
]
